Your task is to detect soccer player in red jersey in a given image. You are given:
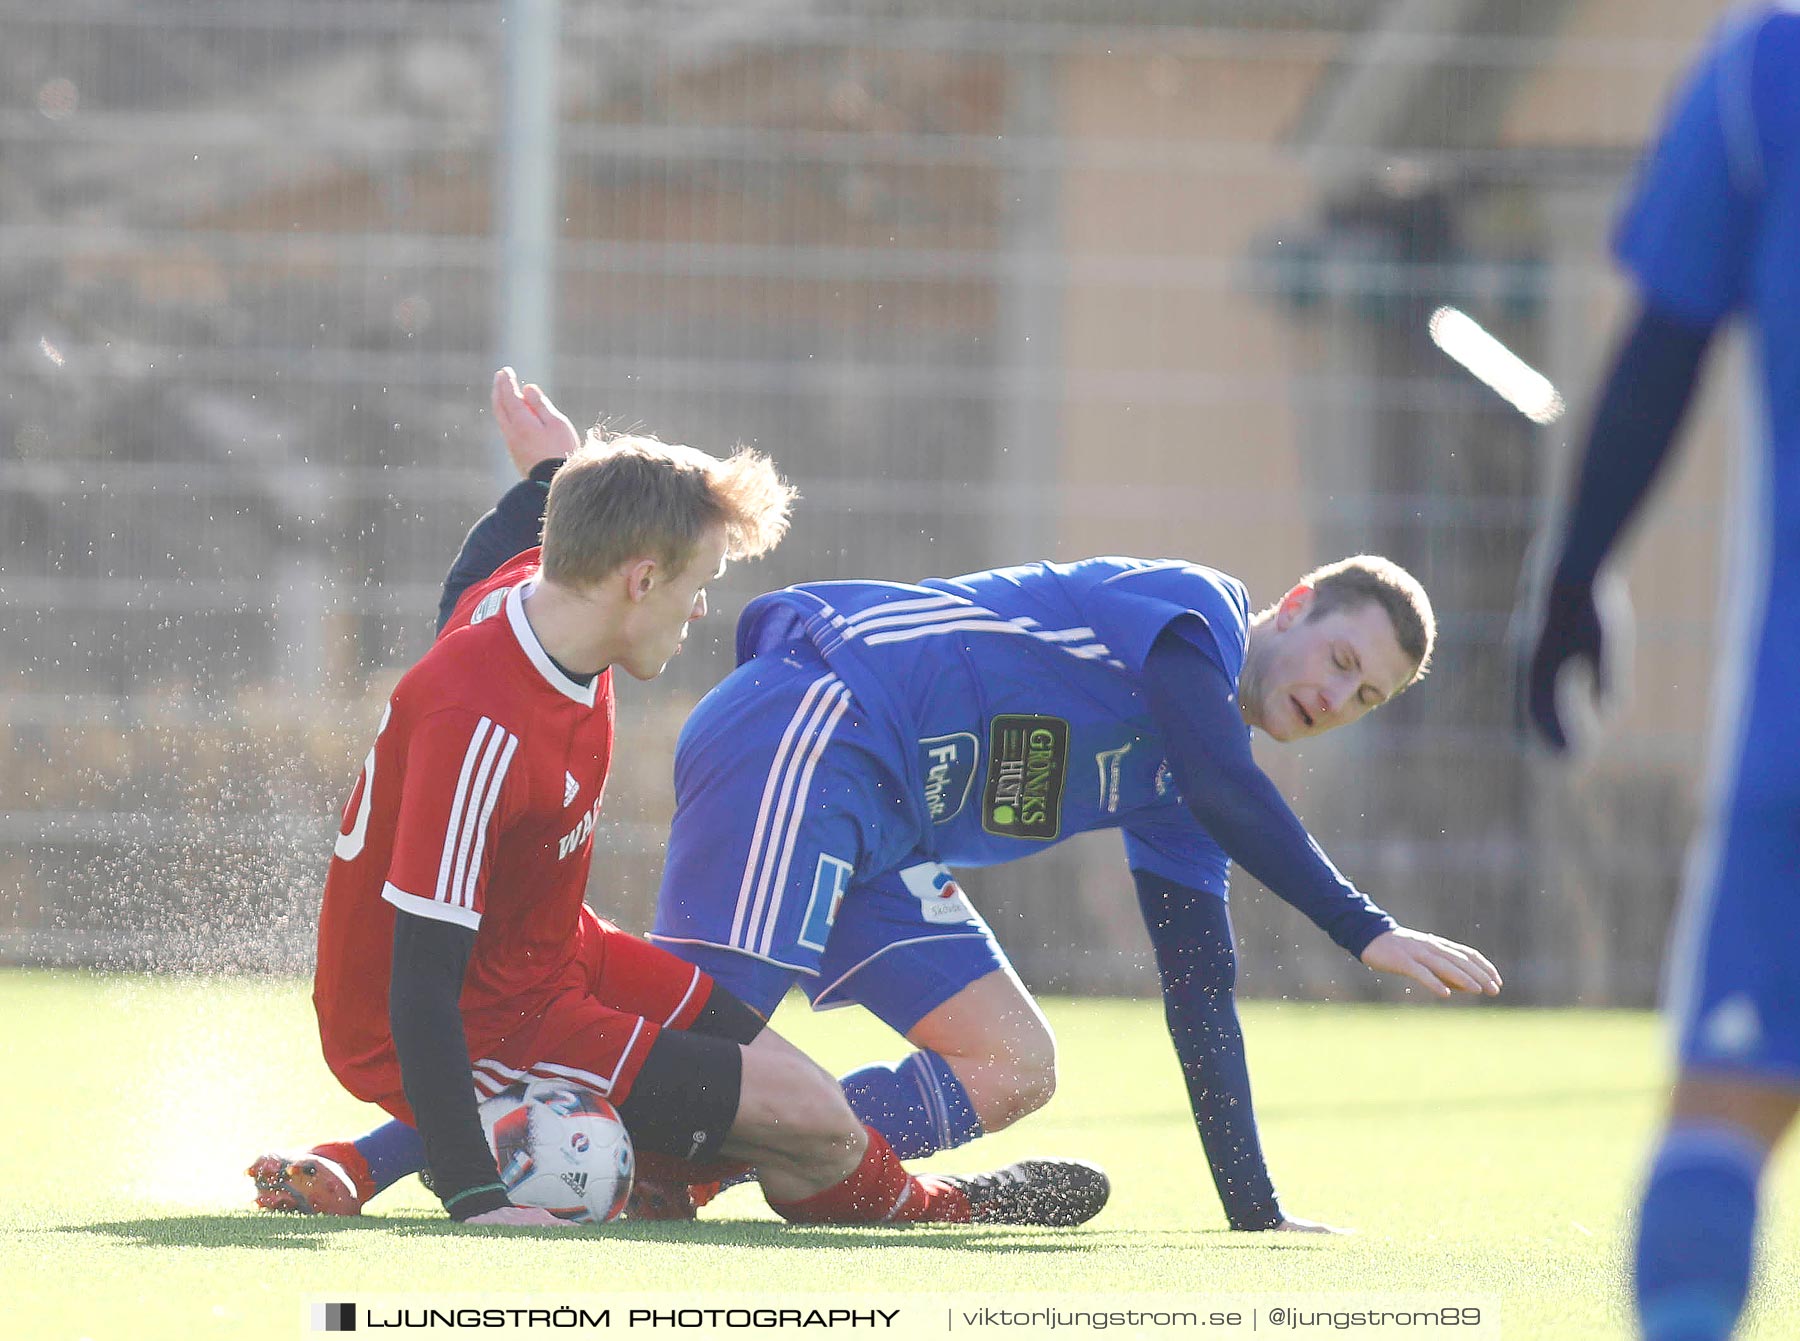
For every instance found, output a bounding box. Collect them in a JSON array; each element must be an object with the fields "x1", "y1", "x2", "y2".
[{"x1": 252, "y1": 370, "x2": 1108, "y2": 1228}]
